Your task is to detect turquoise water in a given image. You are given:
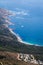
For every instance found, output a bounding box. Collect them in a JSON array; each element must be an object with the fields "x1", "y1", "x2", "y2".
[{"x1": 0, "y1": 0, "x2": 43, "y2": 45}]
